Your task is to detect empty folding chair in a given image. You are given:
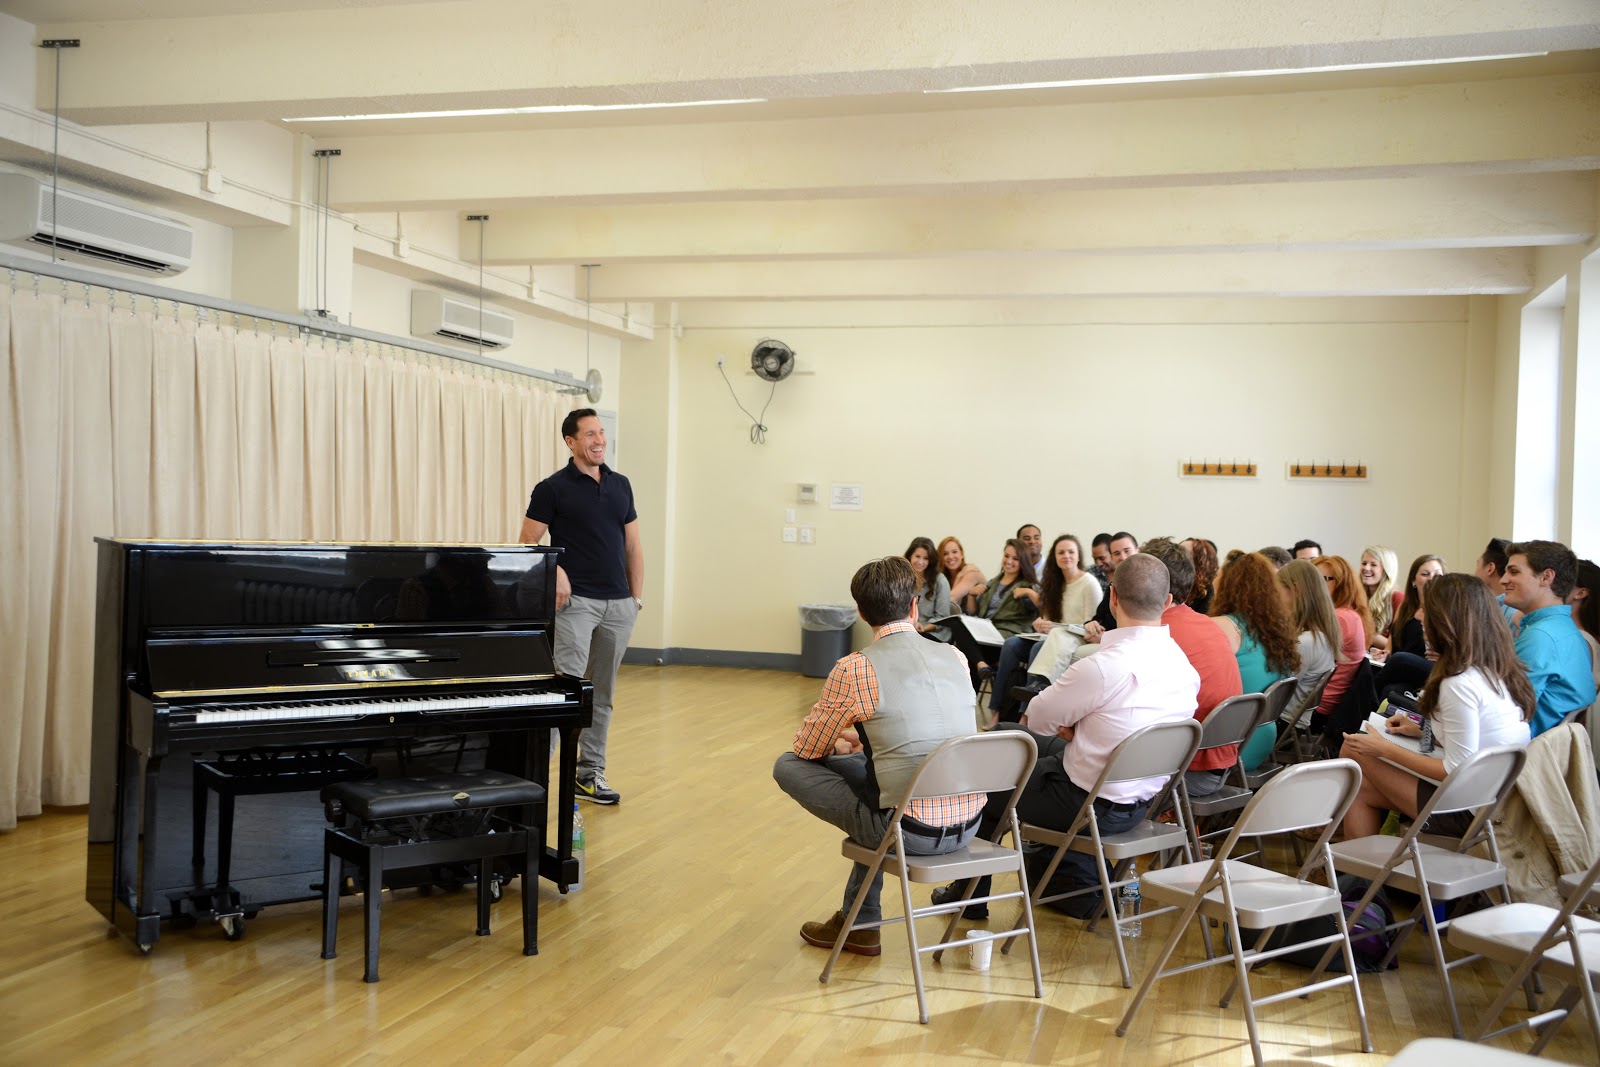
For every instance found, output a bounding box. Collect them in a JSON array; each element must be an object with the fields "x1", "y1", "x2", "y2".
[
  {"x1": 819, "y1": 730, "x2": 1043, "y2": 1024},
  {"x1": 1115, "y1": 759, "x2": 1372, "y2": 1067},
  {"x1": 1251, "y1": 669, "x2": 1335, "y2": 783},
  {"x1": 1180, "y1": 693, "x2": 1269, "y2": 858},
  {"x1": 1446, "y1": 851, "x2": 1600, "y2": 1055},
  {"x1": 1307, "y1": 744, "x2": 1528, "y2": 1038},
  {"x1": 1240, "y1": 675, "x2": 1304, "y2": 789},
  {"x1": 1005, "y1": 718, "x2": 1203, "y2": 989}
]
